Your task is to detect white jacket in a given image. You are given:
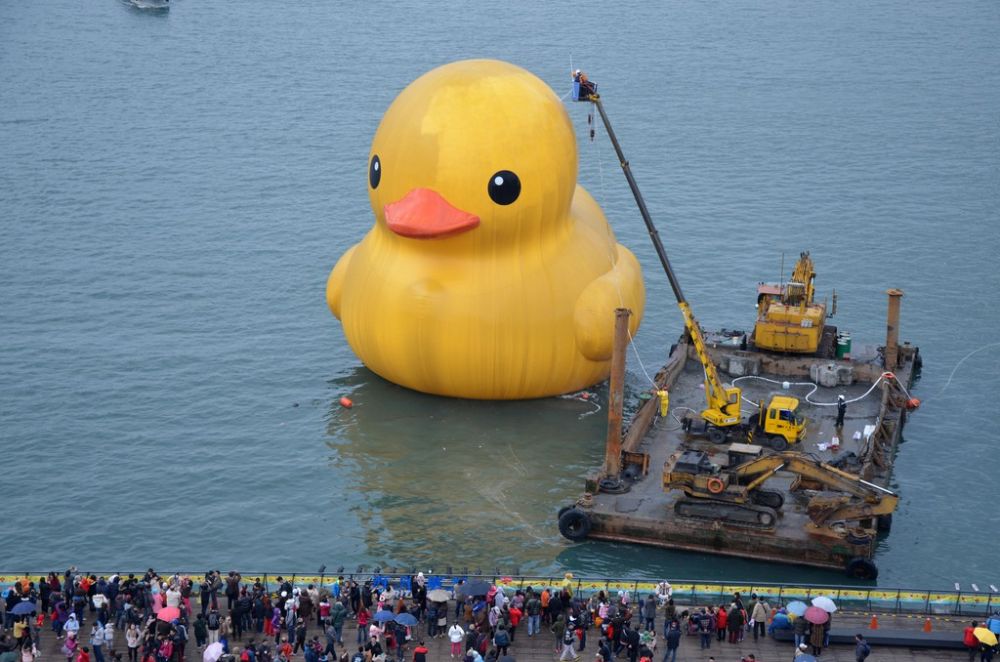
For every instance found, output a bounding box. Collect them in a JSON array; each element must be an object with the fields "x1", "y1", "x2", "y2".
[{"x1": 448, "y1": 625, "x2": 465, "y2": 643}]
